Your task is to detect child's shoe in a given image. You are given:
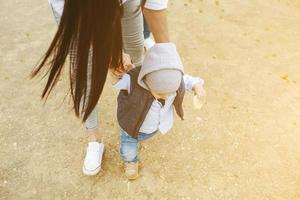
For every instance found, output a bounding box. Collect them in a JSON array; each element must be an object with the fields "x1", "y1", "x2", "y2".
[
  {"x1": 124, "y1": 161, "x2": 139, "y2": 180},
  {"x1": 82, "y1": 141, "x2": 104, "y2": 176}
]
